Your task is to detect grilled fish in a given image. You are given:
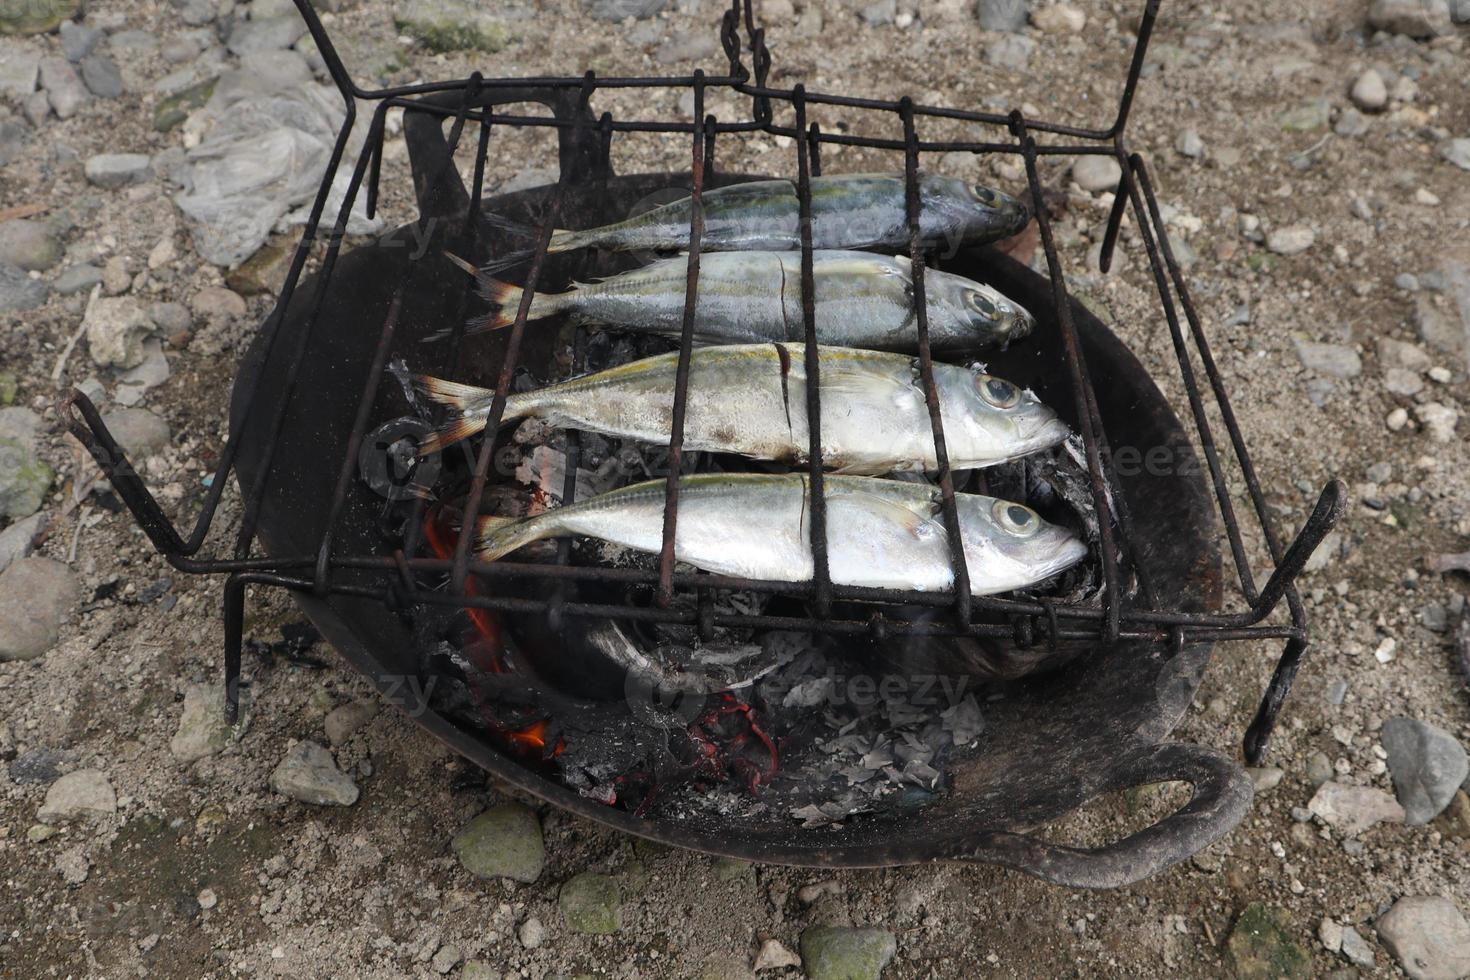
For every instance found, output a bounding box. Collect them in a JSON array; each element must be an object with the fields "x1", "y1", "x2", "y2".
[
  {"x1": 475, "y1": 472, "x2": 1087, "y2": 596},
  {"x1": 464, "y1": 249, "x2": 1034, "y2": 353},
  {"x1": 541, "y1": 173, "x2": 1029, "y2": 254},
  {"x1": 415, "y1": 344, "x2": 1069, "y2": 474}
]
